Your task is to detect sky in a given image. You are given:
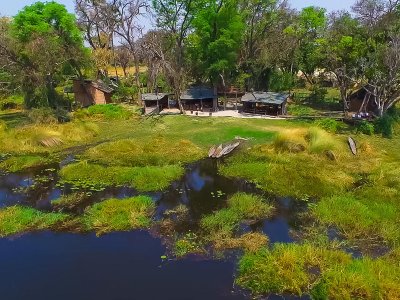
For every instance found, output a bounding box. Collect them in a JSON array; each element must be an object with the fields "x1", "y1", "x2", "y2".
[{"x1": 1, "y1": 0, "x2": 355, "y2": 17}]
